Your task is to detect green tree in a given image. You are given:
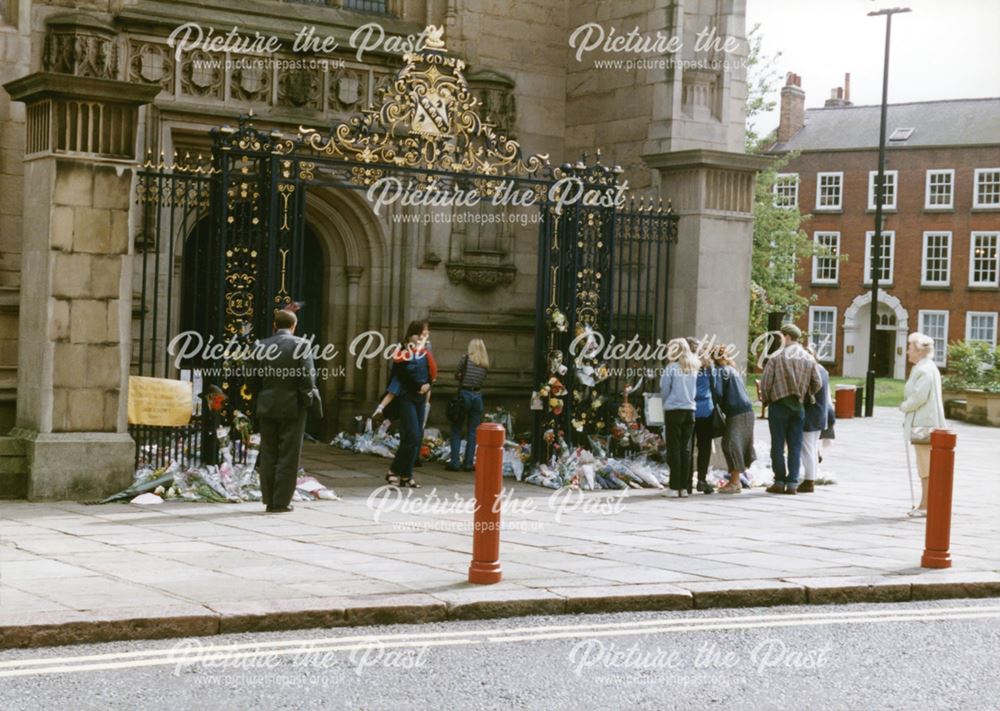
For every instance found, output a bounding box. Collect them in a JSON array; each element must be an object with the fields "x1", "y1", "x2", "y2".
[{"x1": 744, "y1": 25, "x2": 832, "y2": 358}]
